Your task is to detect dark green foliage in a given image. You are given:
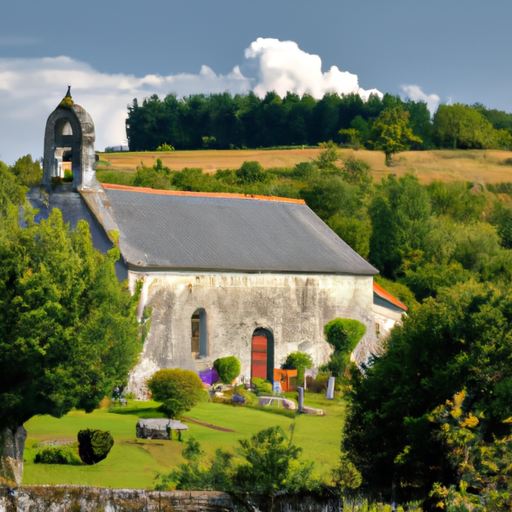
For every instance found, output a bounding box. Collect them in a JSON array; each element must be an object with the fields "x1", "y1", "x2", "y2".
[
  {"x1": 133, "y1": 158, "x2": 173, "y2": 189},
  {"x1": 147, "y1": 368, "x2": 206, "y2": 419},
  {"x1": 489, "y1": 200, "x2": 512, "y2": 249},
  {"x1": 327, "y1": 214, "x2": 371, "y2": 259},
  {"x1": 343, "y1": 281, "x2": 512, "y2": 502},
  {"x1": 34, "y1": 447, "x2": 80, "y2": 465},
  {"x1": 324, "y1": 319, "x2": 366, "y2": 377},
  {"x1": 213, "y1": 356, "x2": 241, "y2": 384},
  {"x1": 0, "y1": 161, "x2": 27, "y2": 214},
  {"x1": 0, "y1": 207, "x2": 141, "y2": 433},
  {"x1": 340, "y1": 154, "x2": 372, "y2": 186},
  {"x1": 235, "y1": 161, "x2": 269, "y2": 184},
  {"x1": 77, "y1": 429, "x2": 114, "y2": 465},
  {"x1": 427, "y1": 180, "x2": 486, "y2": 222},
  {"x1": 251, "y1": 377, "x2": 273, "y2": 395},
  {"x1": 11, "y1": 154, "x2": 42, "y2": 187},
  {"x1": 369, "y1": 174, "x2": 431, "y2": 278},
  {"x1": 432, "y1": 104, "x2": 498, "y2": 149},
  {"x1": 157, "y1": 427, "x2": 315, "y2": 510}
]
